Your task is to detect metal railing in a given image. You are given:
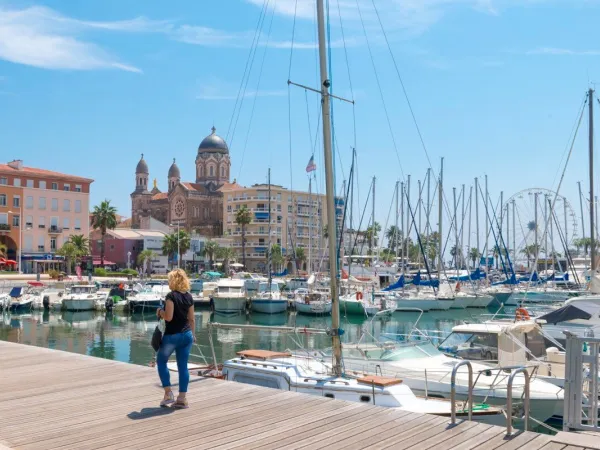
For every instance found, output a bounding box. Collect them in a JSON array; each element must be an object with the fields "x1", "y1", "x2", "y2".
[
  {"x1": 450, "y1": 360, "x2": 473, "y2": 424},
  {"x1": 506, "y1": 367, "x2": 530, "y2": 435}
]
